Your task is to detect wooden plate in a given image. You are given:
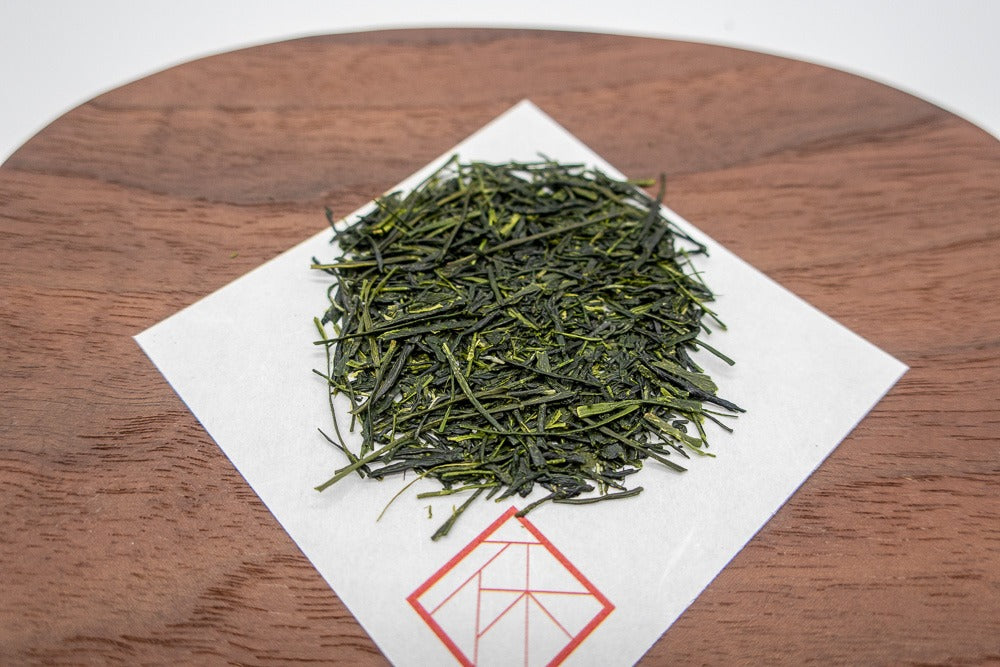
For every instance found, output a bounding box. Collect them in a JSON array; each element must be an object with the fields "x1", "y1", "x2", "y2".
[{"x1": 2, "y1": 28, "x2": 998, "y2": 664}]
